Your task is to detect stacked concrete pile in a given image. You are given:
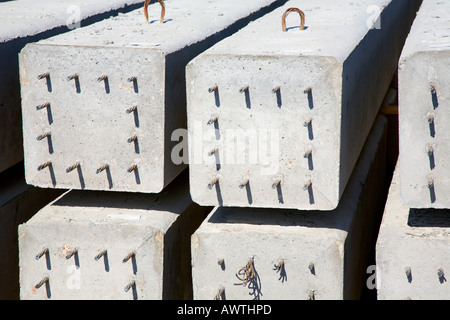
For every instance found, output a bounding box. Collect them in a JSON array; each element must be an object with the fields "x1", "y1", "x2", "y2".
[
  {"x1": 0, "y1": 0, "x2": 150, "y2": 300},
  {"x1": 17, "y1": 0, "x2": 286, "y2": 299},
  {"x1": 377, "y1": 0, "x2": 450, "y2": 300},
  {"x1": 188, "y1": 0, "x2": 421, "y2": 299}
]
